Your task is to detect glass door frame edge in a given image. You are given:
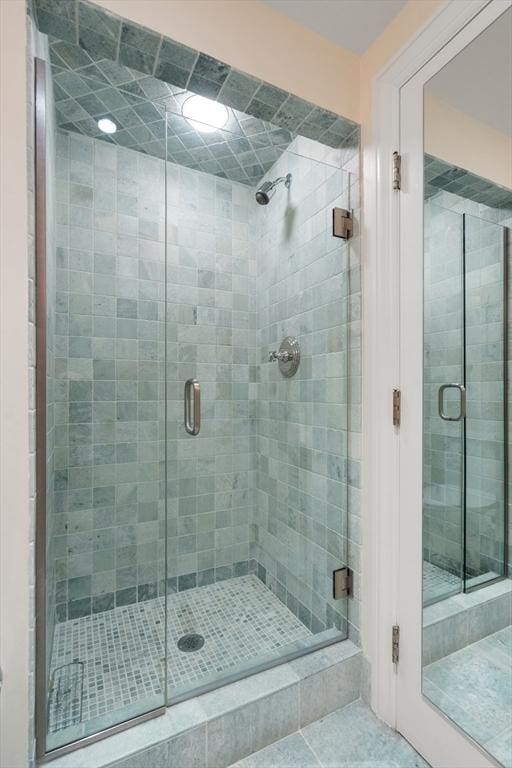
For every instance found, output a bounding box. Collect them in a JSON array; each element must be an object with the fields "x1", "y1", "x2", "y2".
[
  {"x1": 35, "y1": 54, "x2": 49, "y2": 763},
  {"x1": 501, "y1": 224, "x2": 509, "y2": 582}
]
